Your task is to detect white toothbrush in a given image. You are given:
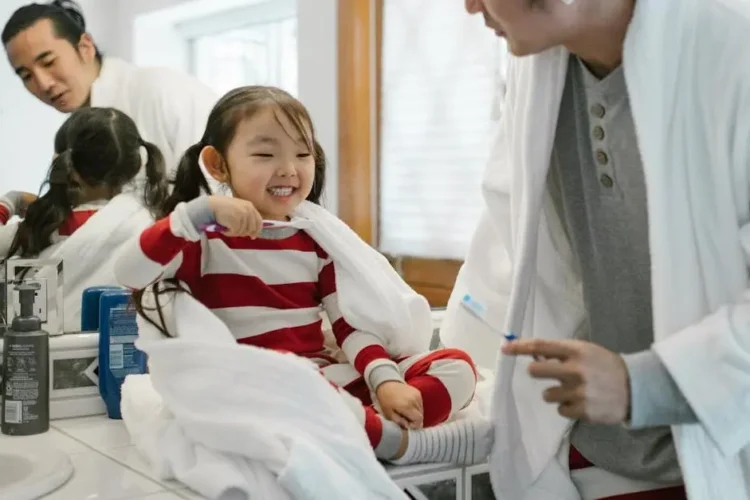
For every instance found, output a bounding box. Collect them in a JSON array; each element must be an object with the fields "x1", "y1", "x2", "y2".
[
  {"x1": 200, "y1": 218, "x2": 313, "y2": 232},
  {"x1": 262, "y1": 219, "x2": 313, "y2": 230}
]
